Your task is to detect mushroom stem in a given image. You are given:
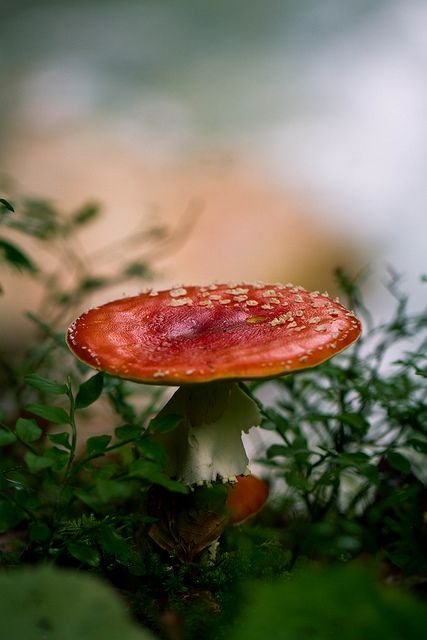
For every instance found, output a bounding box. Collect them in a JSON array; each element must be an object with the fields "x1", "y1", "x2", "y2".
[{"x1": 154, "y1": 382, "x2": 261, "y2": 485}]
